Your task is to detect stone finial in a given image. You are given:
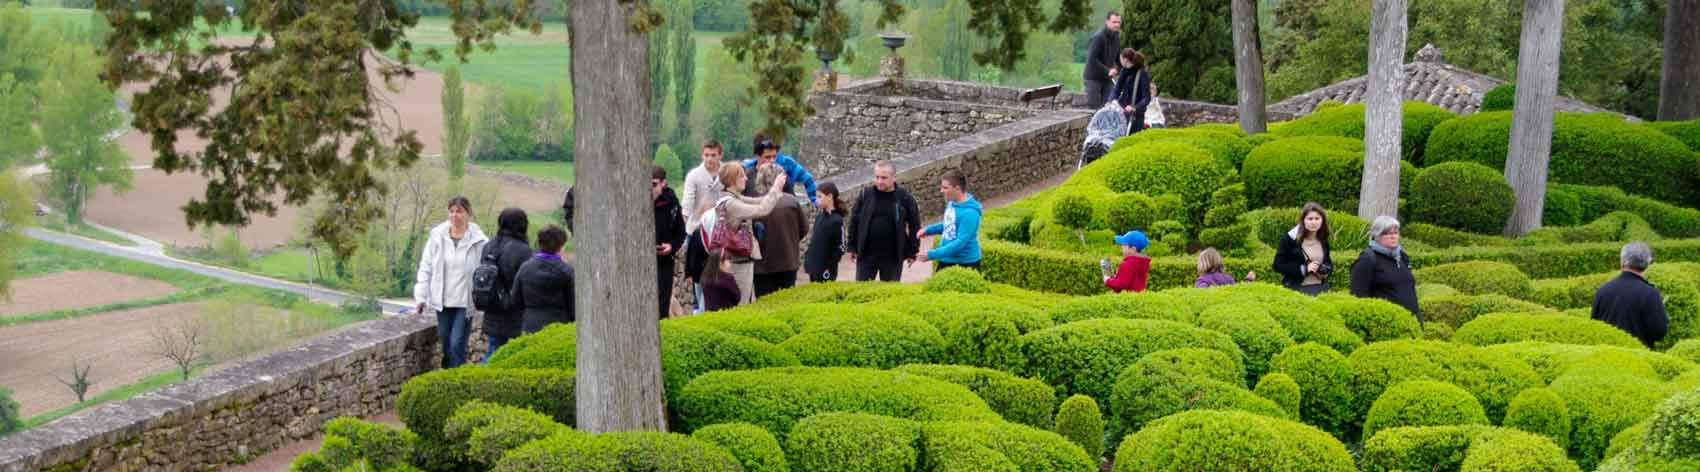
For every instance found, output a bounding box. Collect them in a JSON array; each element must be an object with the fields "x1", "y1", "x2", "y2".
[{"x1": 1415, "y1": 44, "x2": 1444, "y2": 63}]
